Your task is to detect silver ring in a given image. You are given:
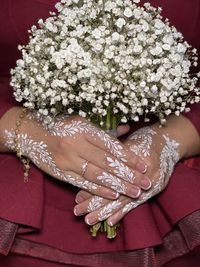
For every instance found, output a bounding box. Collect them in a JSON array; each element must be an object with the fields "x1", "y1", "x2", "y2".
[{"x1": 81, "y1": 160, "x2": 89, "y2": 177}]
